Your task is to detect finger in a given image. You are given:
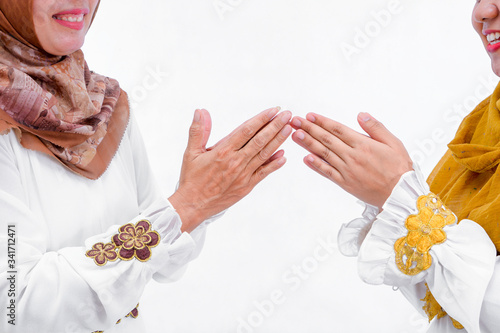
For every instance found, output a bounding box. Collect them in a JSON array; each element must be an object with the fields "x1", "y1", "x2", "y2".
[
  {"x1": 186, "y1": 109, "x2": 210, "y2": 156},
  {"x1": 243, "y1": 112, "x2": 292, "y2": 162},
  {"x1": 291, "y1": 127, "x2": 348, "y2": 168},
  {"x1": 247, "y1": 123, "x2": 292, "y2": 170},
  {"x1": 223, "y1": 106, "x2": 281, "y2": 150},
  {"x1": 304, "y1": 113, "x2": 363, "y2": 147},
  {"x1": 291, "y1": 116, "x2": 352, "y2": 157},
  {"x1": 250, "y1": 153, "x2": 287, "y2": 185},
  {"x1": 303, "y1": 154, "x2": 344, "y2": 185},
  {"x1": 201, "y1": 109, "x2": 212, "y2": 150},
  {"x1": 263, "y1": 149, "x2": 285, "y2": 166},
  {"x1": 357, "y1": 113, "x2": 398, "y2": 146}
]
